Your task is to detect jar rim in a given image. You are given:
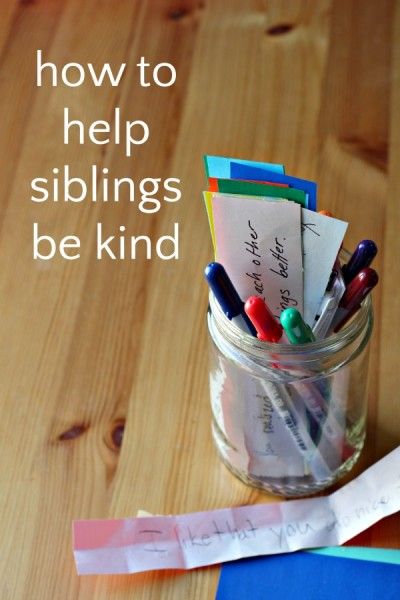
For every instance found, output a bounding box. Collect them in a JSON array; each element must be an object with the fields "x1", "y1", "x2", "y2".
[{"x1": 209, "y1": 290, "x2": 372, "y2": 358}]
